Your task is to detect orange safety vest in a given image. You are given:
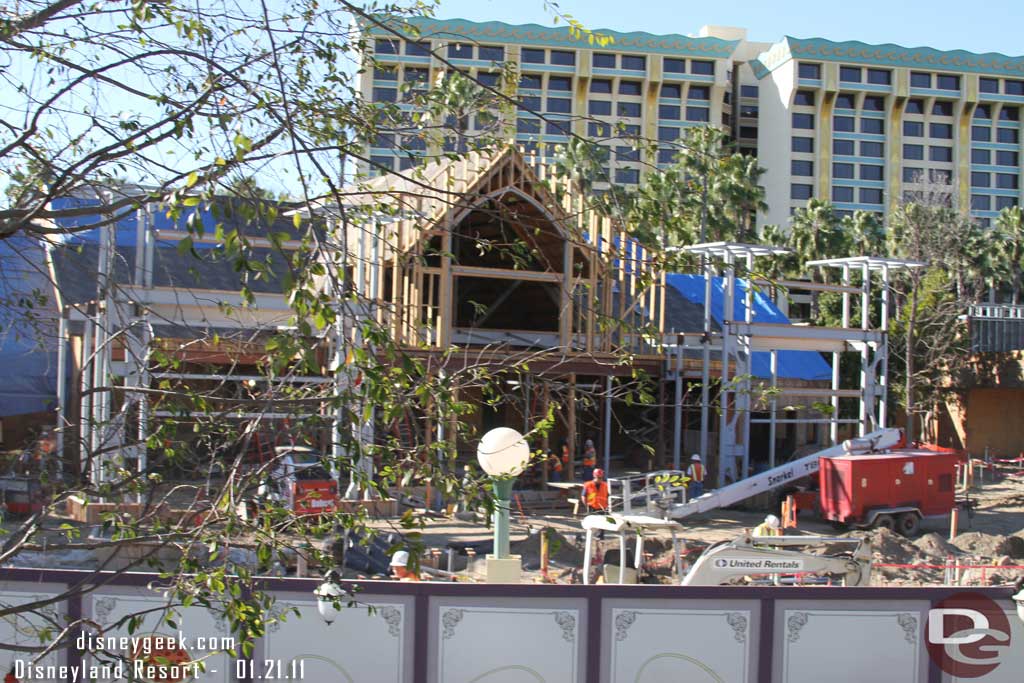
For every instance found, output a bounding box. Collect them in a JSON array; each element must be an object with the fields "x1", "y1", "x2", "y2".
[
  {"x1": 582, "y1": 446, "x2": 597, "y2": 467},
  {"x1": 687, "y1": 462, "x2": 704, "y2": 482},
  {"x1": 551, "y1": 454, "x2": 563, "y2": 472},
  {"x1": 583, "y1": 480, "x2": 609, "y2": 510}
]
